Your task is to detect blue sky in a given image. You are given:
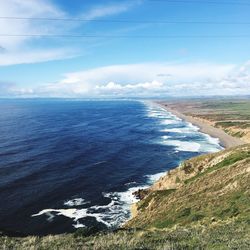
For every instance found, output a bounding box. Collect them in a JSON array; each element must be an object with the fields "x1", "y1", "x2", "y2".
[{"x1": 0, "y1": 0, "x2": 250, "y2": 97}]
